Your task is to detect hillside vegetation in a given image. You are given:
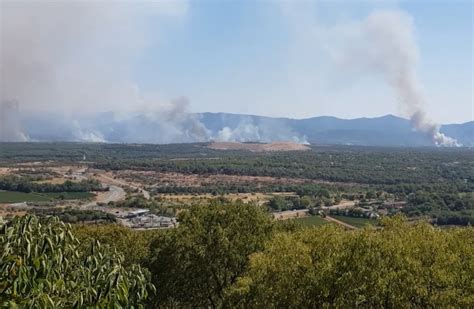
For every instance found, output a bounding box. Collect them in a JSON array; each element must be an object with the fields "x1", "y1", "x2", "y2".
[{"x1": 4, "y1": 203, "x2": 471, "y2": 307}]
